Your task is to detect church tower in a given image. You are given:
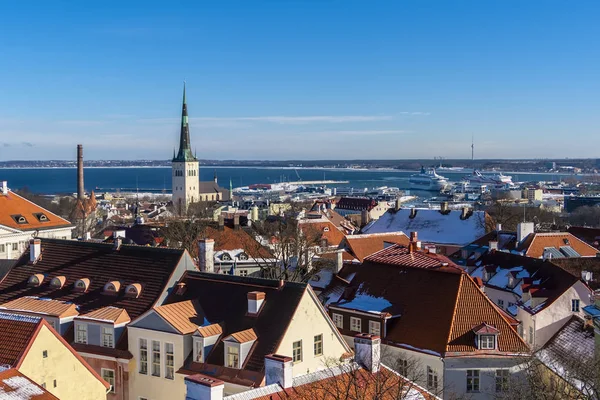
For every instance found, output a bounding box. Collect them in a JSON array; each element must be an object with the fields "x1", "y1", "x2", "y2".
[{"x1": 172, "y1": 83, "x2": 199, "y2": 214}]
